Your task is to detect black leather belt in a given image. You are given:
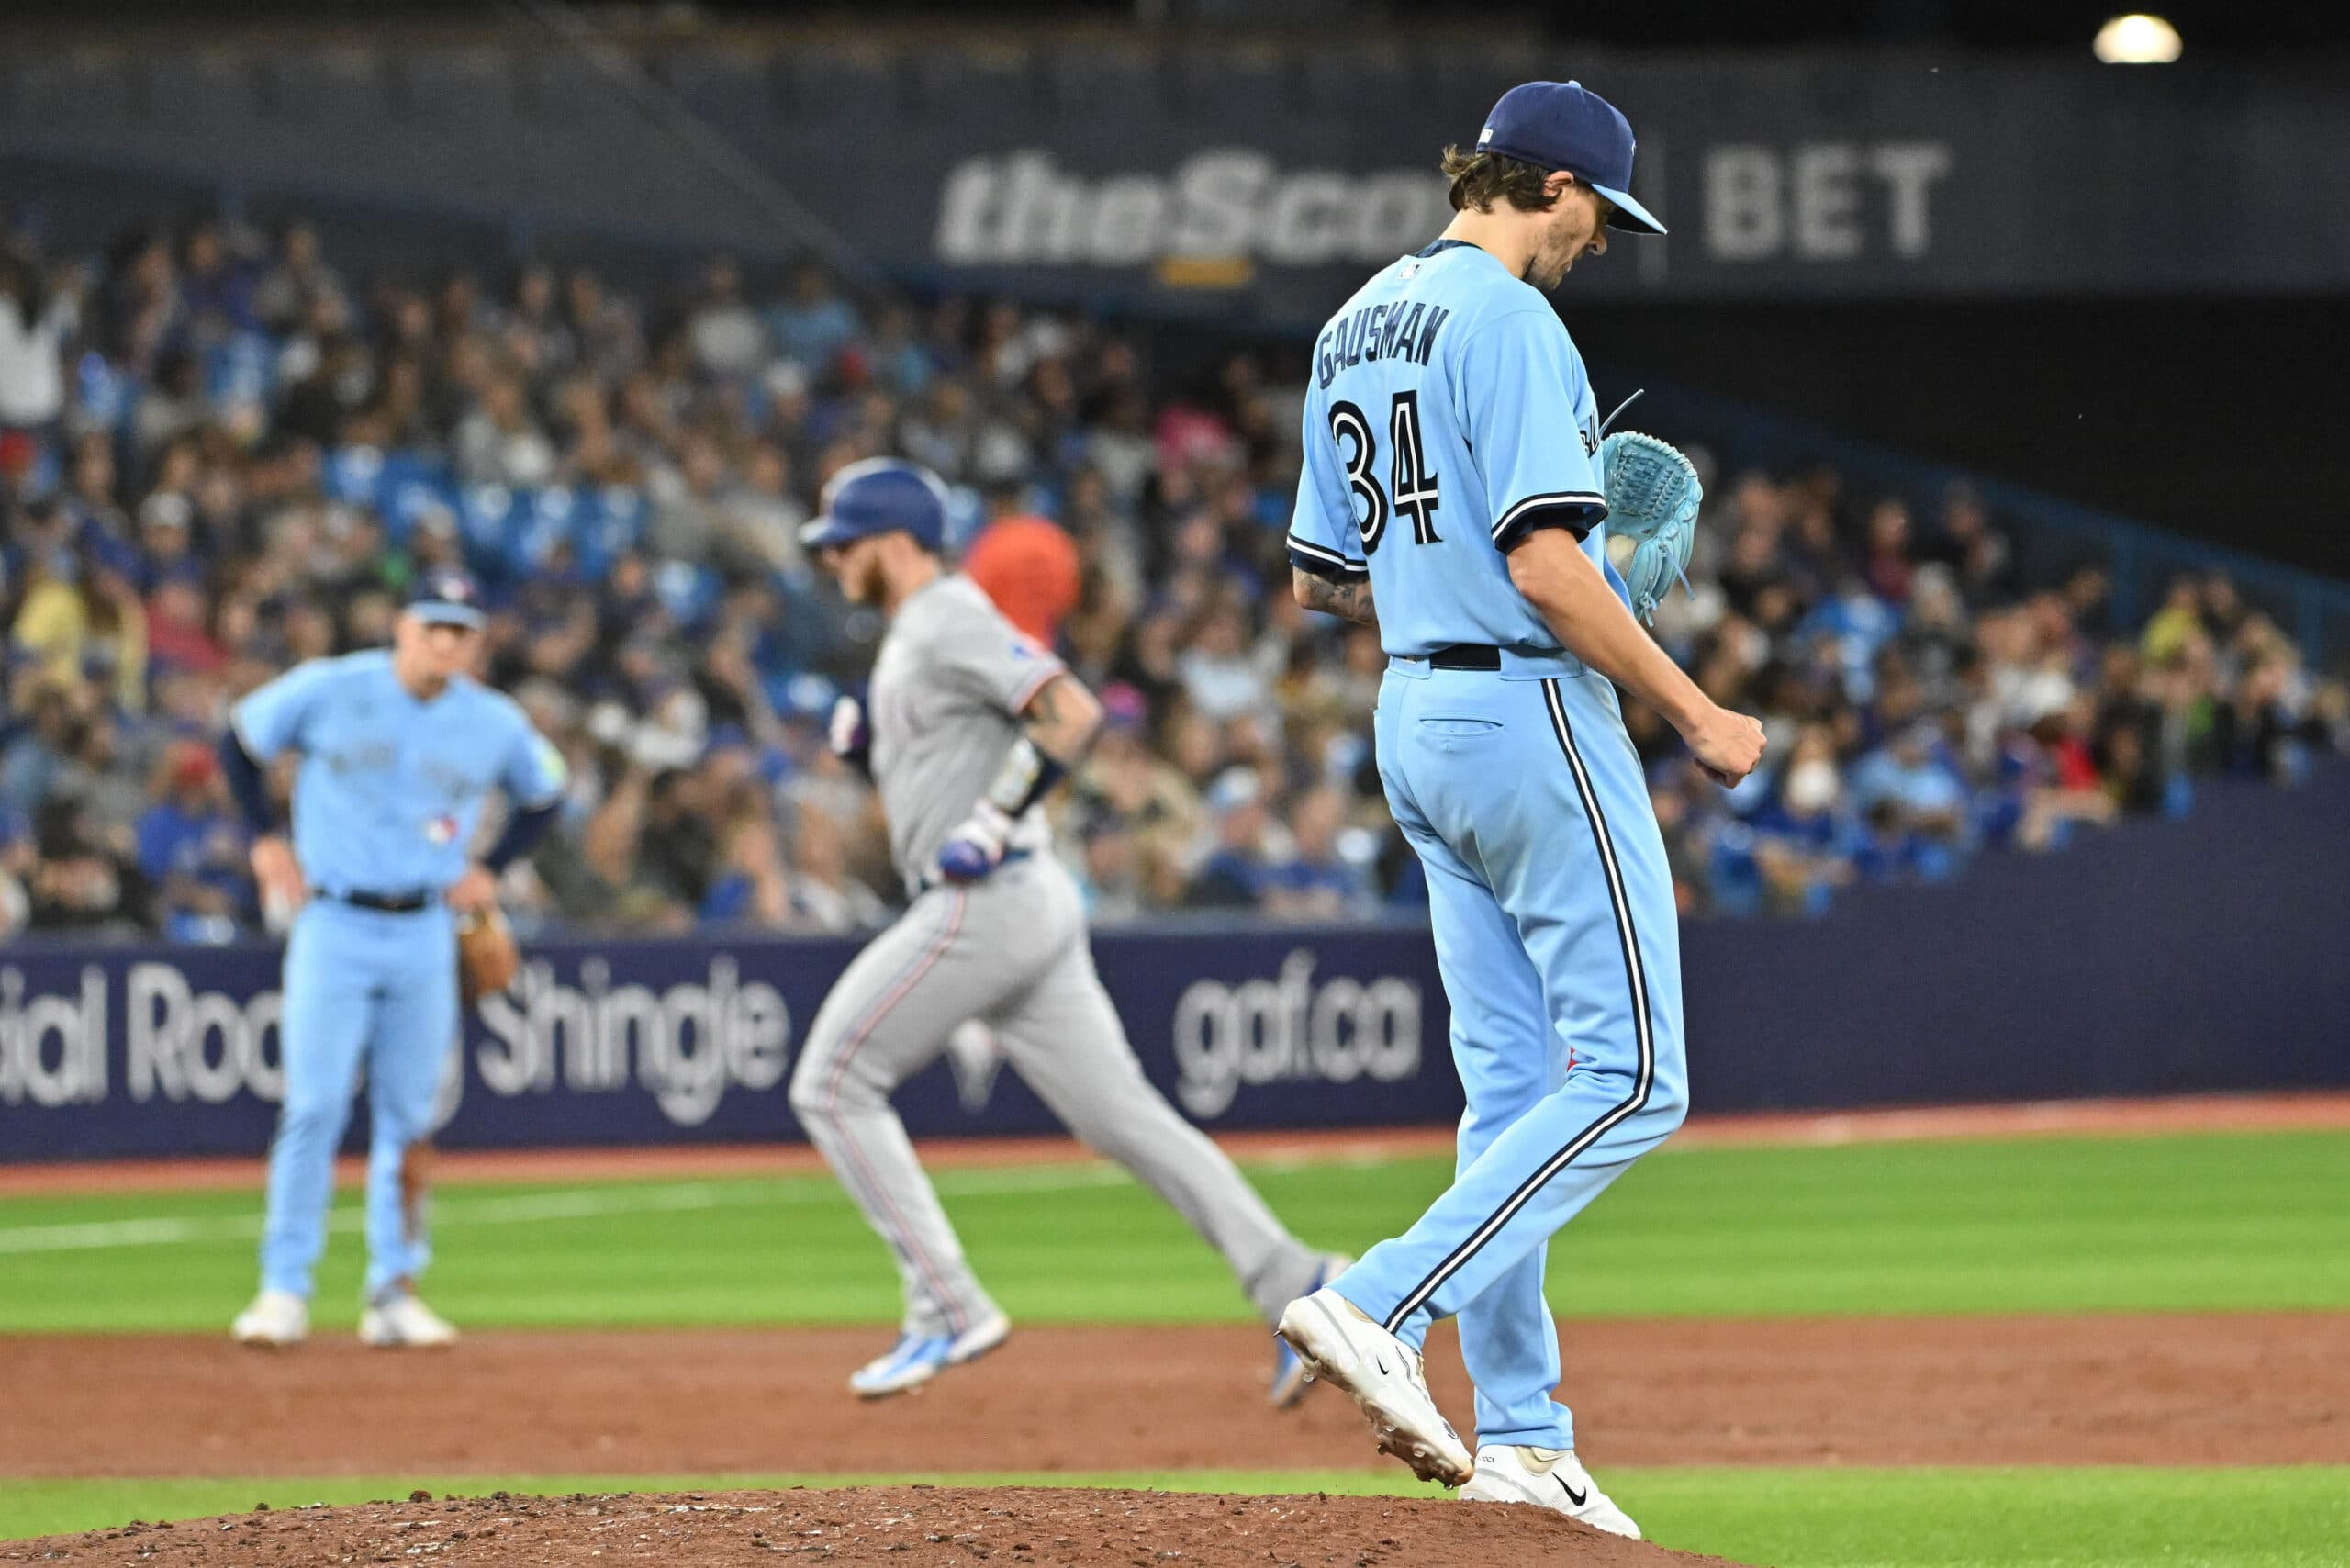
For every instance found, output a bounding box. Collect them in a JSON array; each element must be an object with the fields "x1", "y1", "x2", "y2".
[
  {"x1": 1428, "y1": 644, "x2": 1503, "y2": 671},
  {"x1": 320, "y1": 889, "x2": 433, "y2": 913}
]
